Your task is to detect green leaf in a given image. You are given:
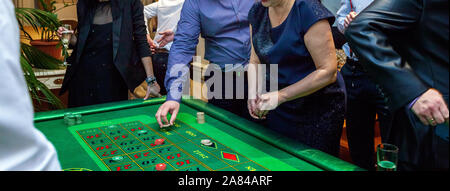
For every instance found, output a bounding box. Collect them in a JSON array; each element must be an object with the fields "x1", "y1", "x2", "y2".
[
  {"x1": 15, "y1": 8, "x2": 61, "y2": 41},
  {"x1": 21, "y1": 43, "x2": 62, "y2": 69},
  {"x1": 20, "y1": 55, "x2": 65, "y2": 110},
  {"x1": 16, "y1": 5, "x2": 66, "y2": 111}
]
